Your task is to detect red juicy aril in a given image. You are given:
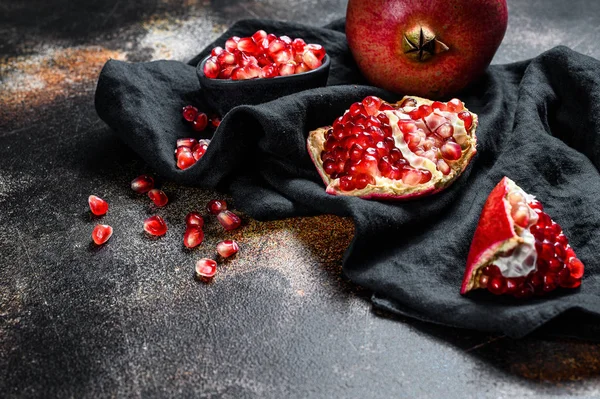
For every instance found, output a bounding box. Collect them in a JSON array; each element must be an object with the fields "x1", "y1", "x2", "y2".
[
  {"x1": 195, "y1": 258, "x2": 217, "y2": 279},
  {"x1": 217, "y1": 240, "x2": 239, "y2": 258},
  {"x1": 185, "y1": 212, "x2": 204, "y2": 228},
  {"x1": 306, "y1": 95, "x2": 477, "y2": 199},
  {"x1": 184, "y1": 226, "x2": 204, "y2": 248},
  {"x1": 217, "y1": 210, "x2": 241, "y2": 231},
  {"x1": 461, "y1": 177, "x2": 584, "y2": 298},
  {"x1": 175, "y1": 138, "x2": 210, "y2": 170},
  {"x1": 203, "y1": 31, "x2": 326, "y2": 80},
  {"x1": 88, "y1": 195, "x2": 108, "y2": 216},
  {"x1": 131, "y1": 175, "x2": 154, "y2": 193},
  {"x1": 143, "y1": 215, "x2": 168, "y2": 236},
  {"x1": 148, "y1": 189, "x2": 168, "y2": 207},
  {"x1": 346, "y1": 0, "x2": 508, "y2": 98},
  {"x1": 92, "y1": 224, "x2": 113, "y2": 245},
  {"x1": 207, "y1": 199, "x2": 227, "y2": 215}
]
